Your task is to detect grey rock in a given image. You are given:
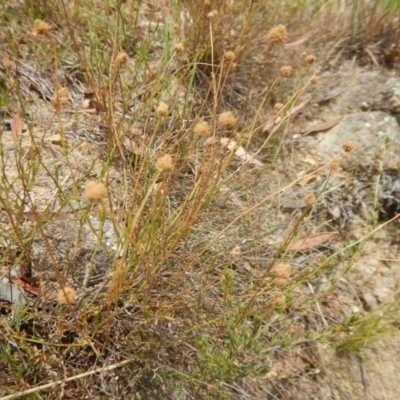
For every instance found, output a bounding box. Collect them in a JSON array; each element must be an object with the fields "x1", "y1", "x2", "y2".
[
  {"x1": 313, "y1": 111, "x2": 400, "y2": 169},
  {"x1": 0, "y1": 281, "x2": 26, "y2": 308},
  {"x1": 360, "y1": 291, "x2": 379, "y2": 311},
  {"x1": 327, "y1": 72, "x2": 400, "y2": 116}
]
